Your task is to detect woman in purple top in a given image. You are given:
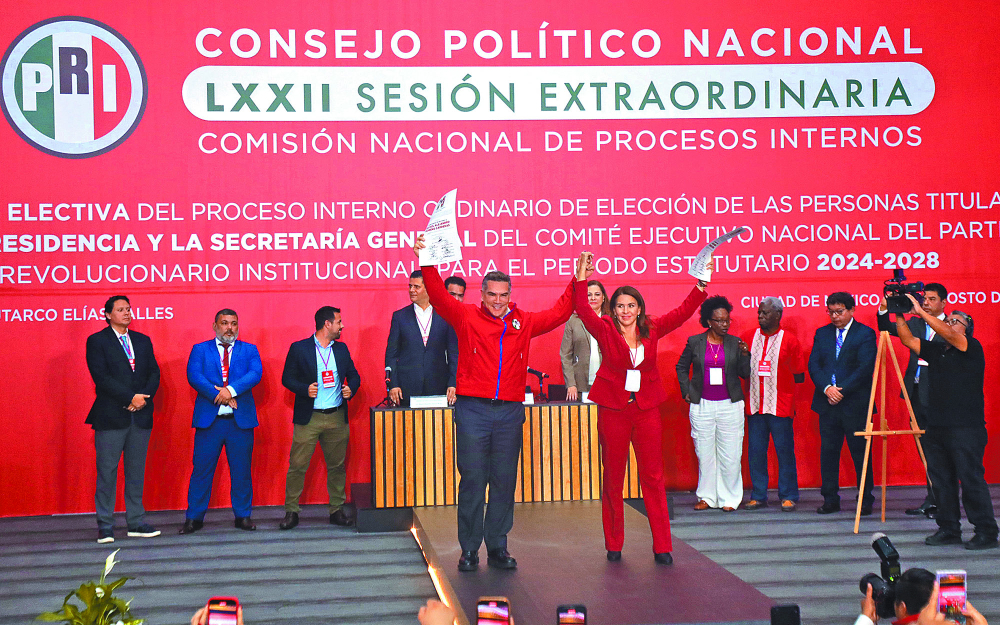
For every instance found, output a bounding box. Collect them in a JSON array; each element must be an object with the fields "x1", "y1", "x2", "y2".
[{"x1": 676, "y1": 296, "x2": 750, "y2": 511}]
